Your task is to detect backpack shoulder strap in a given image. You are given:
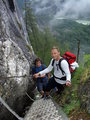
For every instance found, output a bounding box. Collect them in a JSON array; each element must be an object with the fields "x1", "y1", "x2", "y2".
[
  {"x1": 58, "y1": 58, "x2": 66, "y2": 75},
  {"x1": 41, "y1": 64, "x2": 45, "y2": 70},
  {"x1": 52, "y1": 59, "x2": 55, "y2": 66}
]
